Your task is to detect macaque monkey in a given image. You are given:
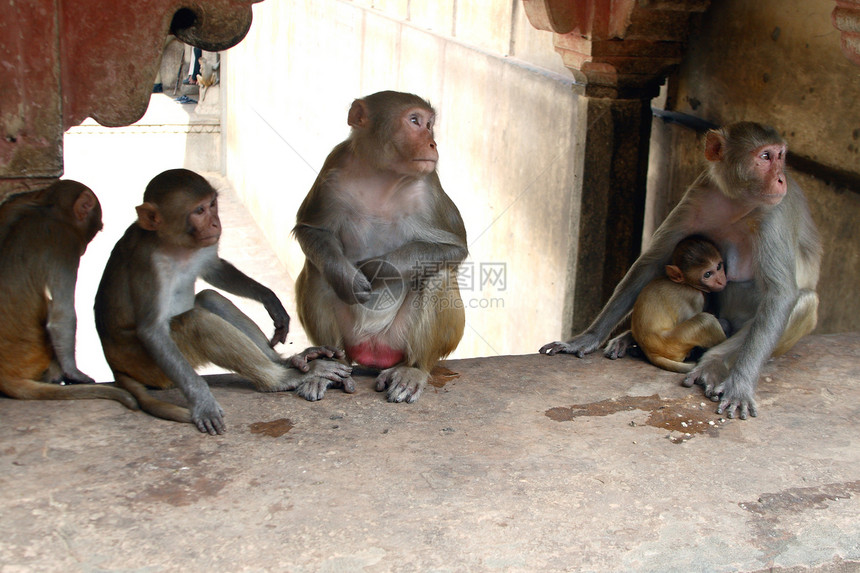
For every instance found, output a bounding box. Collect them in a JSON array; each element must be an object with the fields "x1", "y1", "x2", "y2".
[
  {"x1": 95, "y1": 169, "x2": 352, "y2": 434},
  {"x1": 630, "y1": 236, "x2": 728, "y2": 373},
  {"x1": 293, "y1": 91, "x2": 467, "y2": 403},
  {"x1": 541, "y1": 122, "x2": 821, "y2": 419},
  {"x1": 0, "y1": 181, "x2": 137, "y2": 409},
  {"x1": 196, "y1": 53, "x2": 219, "y2": 102}
]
